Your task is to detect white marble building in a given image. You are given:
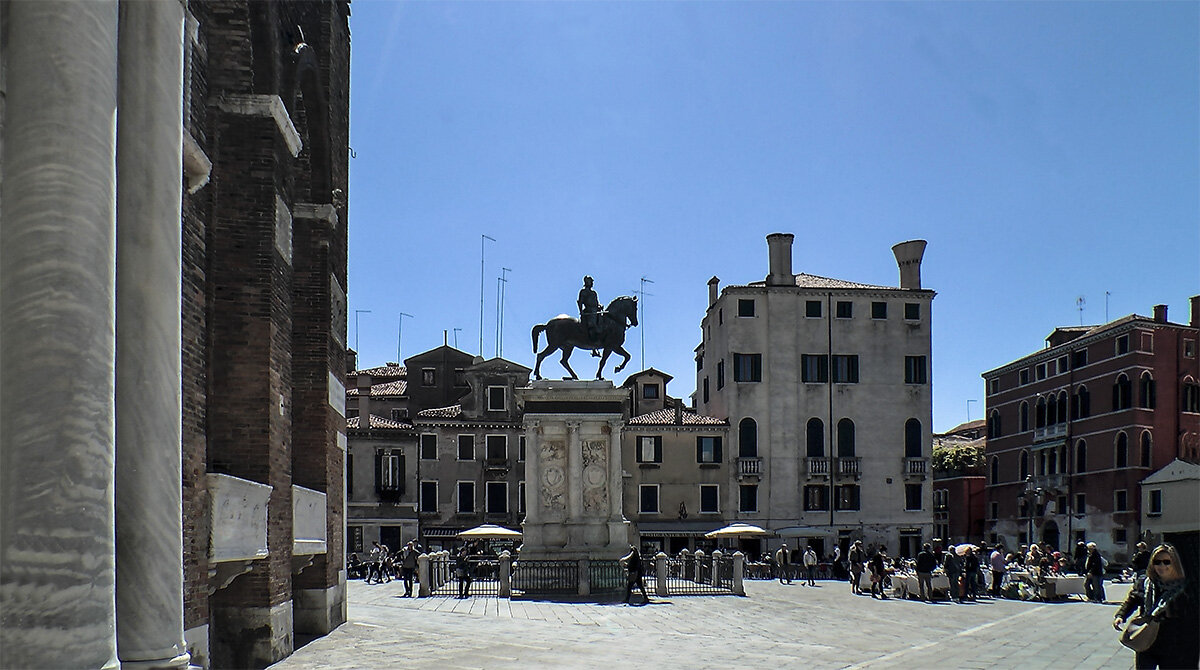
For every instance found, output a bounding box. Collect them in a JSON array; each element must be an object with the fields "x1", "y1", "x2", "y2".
[{"x1": 695, "y1": 234, "x2": 936, "y2": 558}]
